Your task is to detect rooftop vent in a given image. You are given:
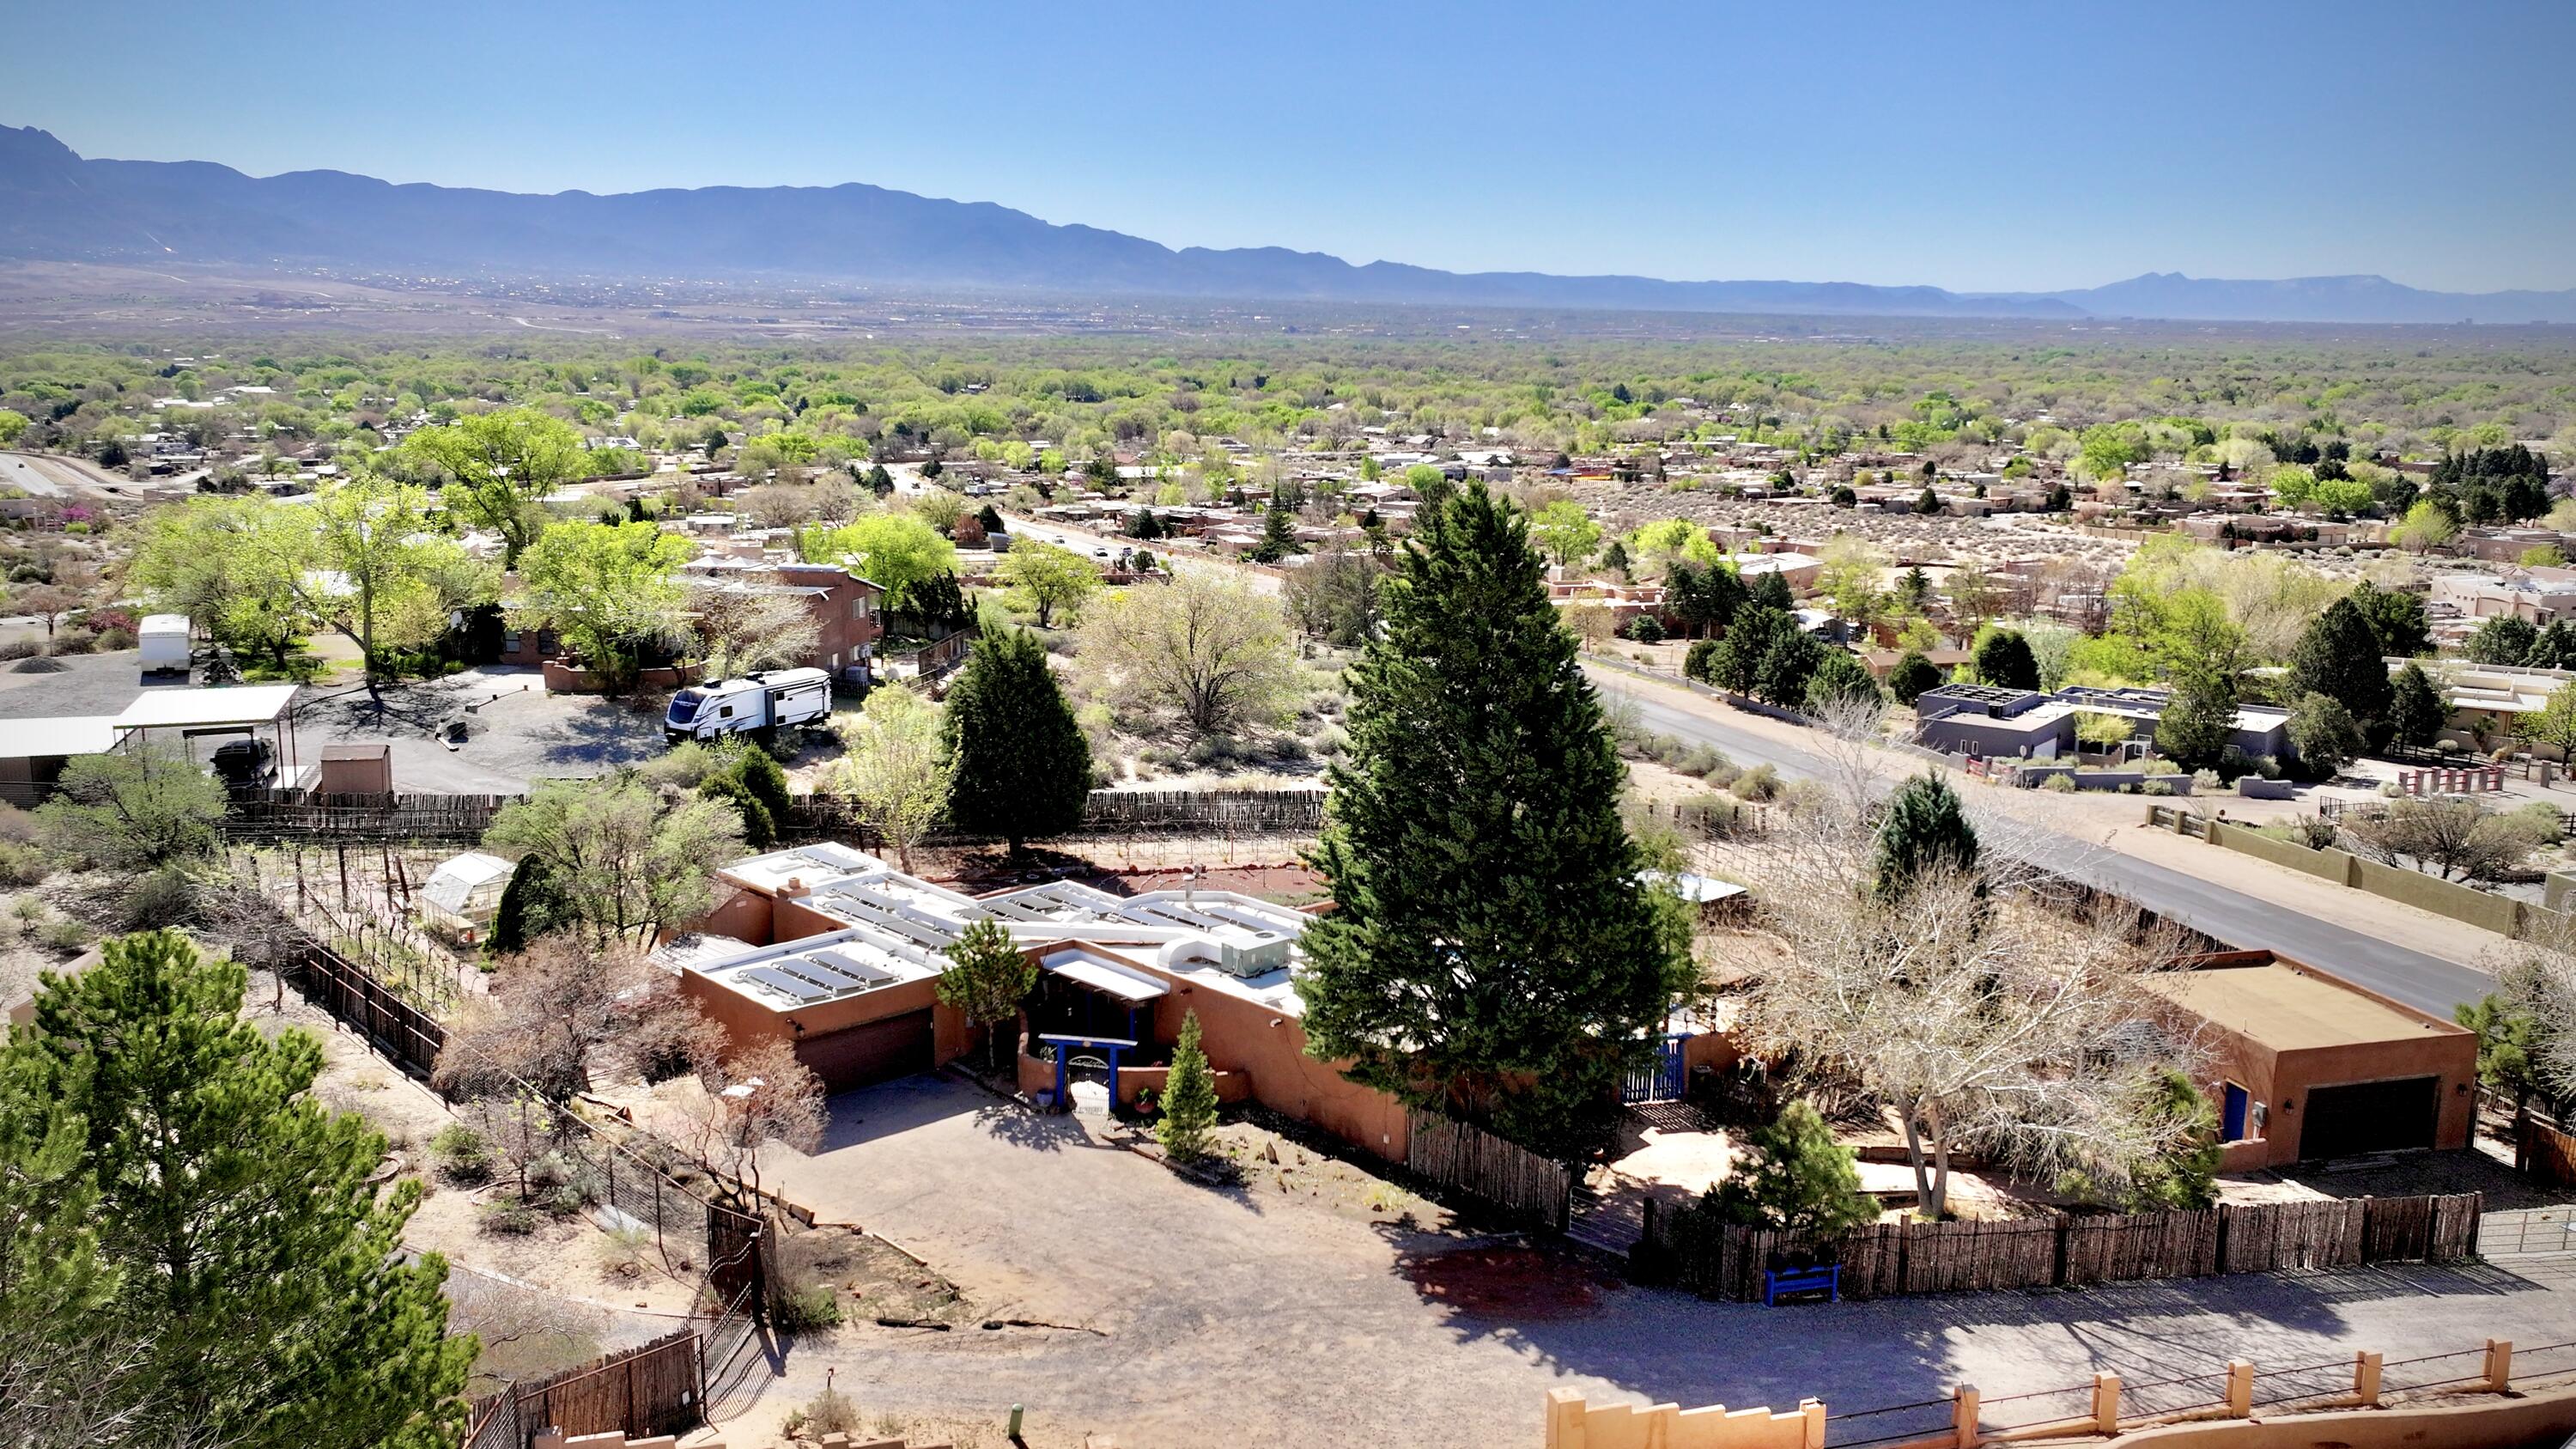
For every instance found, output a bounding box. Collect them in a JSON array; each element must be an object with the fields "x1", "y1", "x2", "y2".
[{"x1": 1214, "y1": 933, "x2": 1292, "y2": 979}]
